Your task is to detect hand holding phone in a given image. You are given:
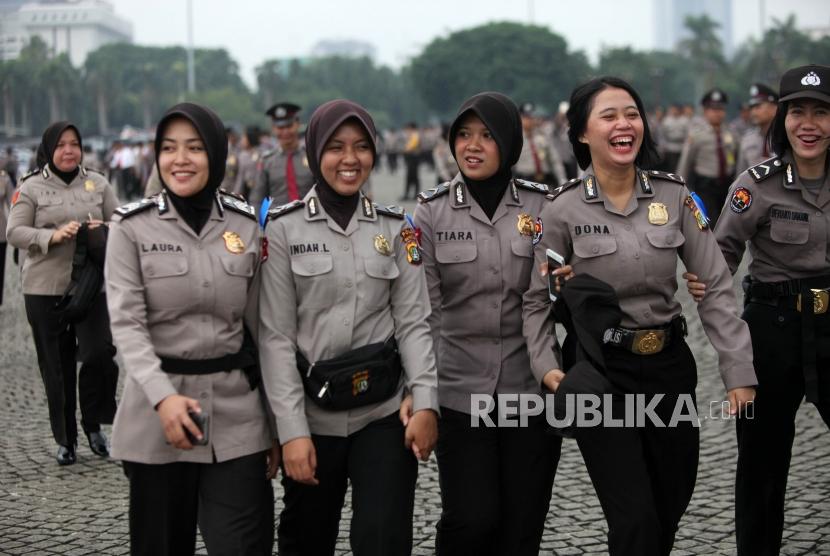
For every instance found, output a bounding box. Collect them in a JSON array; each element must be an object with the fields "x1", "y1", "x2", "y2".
[
  {"x1": 186, "y1": 410, "x2": 209, "y2": 446},
  {"x1": 546, "y1": 248, "x2": 566, "y2": 301}
]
